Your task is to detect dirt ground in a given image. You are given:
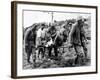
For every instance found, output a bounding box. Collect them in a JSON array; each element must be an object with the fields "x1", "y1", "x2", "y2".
[{"x1": 23, "y1": 40, "x2": 91, "y2": 69}]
